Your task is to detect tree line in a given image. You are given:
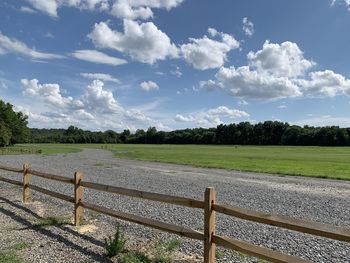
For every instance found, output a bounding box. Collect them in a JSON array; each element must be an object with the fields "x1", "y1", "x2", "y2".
[
  {"x1": 29, "y1": 122, "x2": 350, "y2": 146},
  {"x1": 1, "y1": 99, "x2": 350, "y2": 146}
]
